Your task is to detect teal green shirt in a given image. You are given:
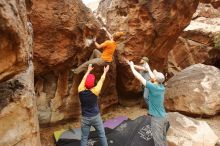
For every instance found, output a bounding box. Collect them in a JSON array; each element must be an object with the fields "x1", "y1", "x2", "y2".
[{"x1": 146, "y1": 81, "x2": 166, "y2": 117}]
